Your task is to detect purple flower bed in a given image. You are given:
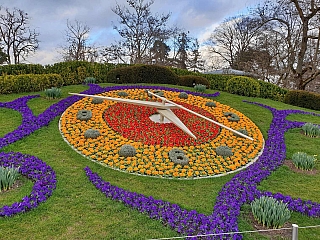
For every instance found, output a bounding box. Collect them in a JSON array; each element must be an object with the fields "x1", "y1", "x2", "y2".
[
  {"x1": 0, "y1": 84, "x2": 219, "y2": 218},
  {"x1": 84, "y1": 99, "x2": 320, "y2": 239},
  {"x1": 2, "y1": 84, "x2": 320, "y2": 238},
  {"x1": 0, "y1": 152, "x2": 56, "y2": 217}
]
